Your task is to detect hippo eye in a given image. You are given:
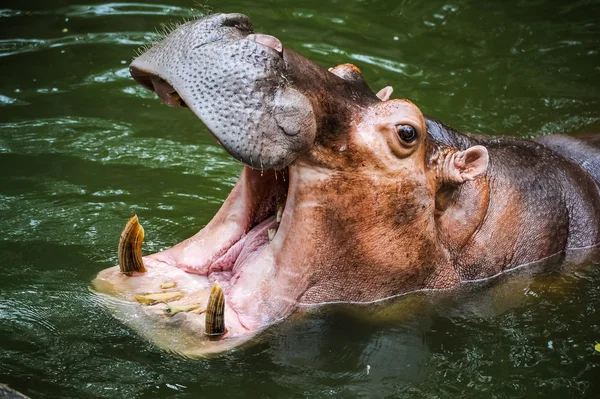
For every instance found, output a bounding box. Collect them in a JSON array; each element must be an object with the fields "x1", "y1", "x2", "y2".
[{"x1": 396, "y1": 125, "x2": 417, "y2": 144}]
